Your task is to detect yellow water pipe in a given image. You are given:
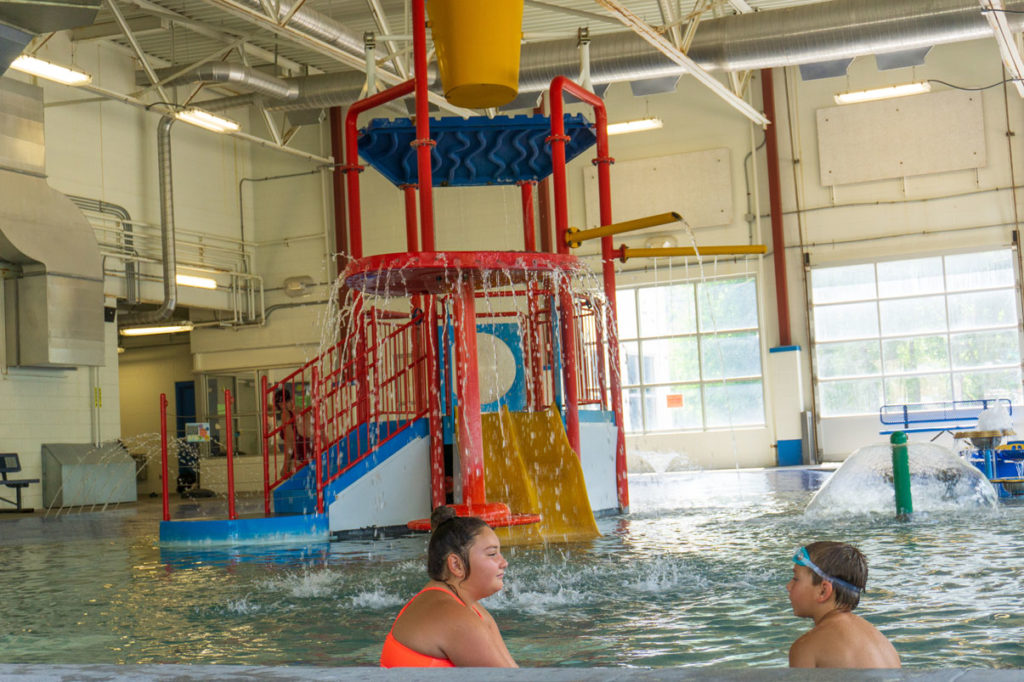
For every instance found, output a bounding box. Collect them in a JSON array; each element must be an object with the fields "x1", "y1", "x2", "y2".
[
  {"x1": 565, "y1": 211, "x2": 682, "y2": 248},
  {"x1": 617, "y1": 244, "x2": 767, "y2": 262}
]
